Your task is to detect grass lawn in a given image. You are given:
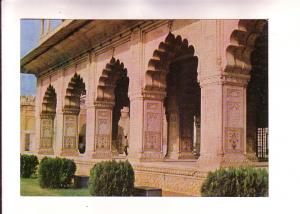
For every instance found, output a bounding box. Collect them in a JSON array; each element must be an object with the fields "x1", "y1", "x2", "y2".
[{"x1": 21, "y1": 178, "x2": 90, "y2": 196}]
